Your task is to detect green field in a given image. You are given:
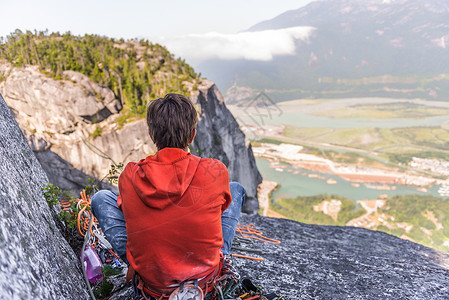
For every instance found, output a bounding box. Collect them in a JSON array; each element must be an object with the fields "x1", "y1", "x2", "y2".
[
  {"x1": 311, "y1": 102, "x2": 449, "y2": 119},
  {"x1": 379, "y1": 194, "x2": 449, "y2": 252},
  {"x1": 272, "y1": 194, "x2": 449, "y2": 252},
  {"x1": 272, "y1": 194, "x2": 365, "y2": 226},
  {"x1": 282, "y1": 125, "x2": 449, "y2": 168}
]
